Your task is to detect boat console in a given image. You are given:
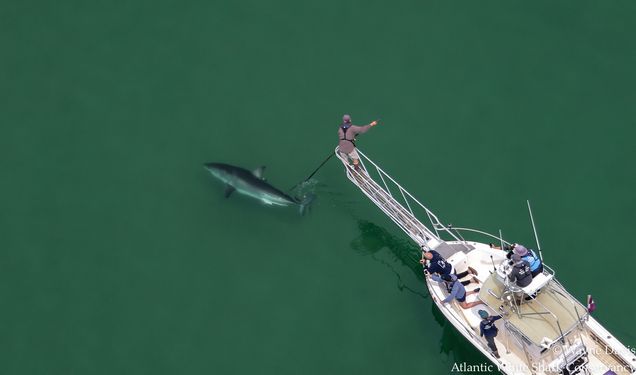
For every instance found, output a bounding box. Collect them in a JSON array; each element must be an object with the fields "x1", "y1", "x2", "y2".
[{"x1": 495, "y1": 259, "x2": 553, "y2": 299}]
